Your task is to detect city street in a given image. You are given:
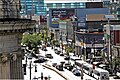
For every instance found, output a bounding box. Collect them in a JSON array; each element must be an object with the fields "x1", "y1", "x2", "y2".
[
  {"x1": 45, "y1": 47, "x2": 96, "y2": 80},
  {"x1": 23, "y1": 46, "x2": 118, "y2": 80},
  {"x1": 23, "y1": 58, "x2": 65, "y2": 80},
  {"x1": 24, "y1": 47, "x2": 95, "y2": 80}
]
